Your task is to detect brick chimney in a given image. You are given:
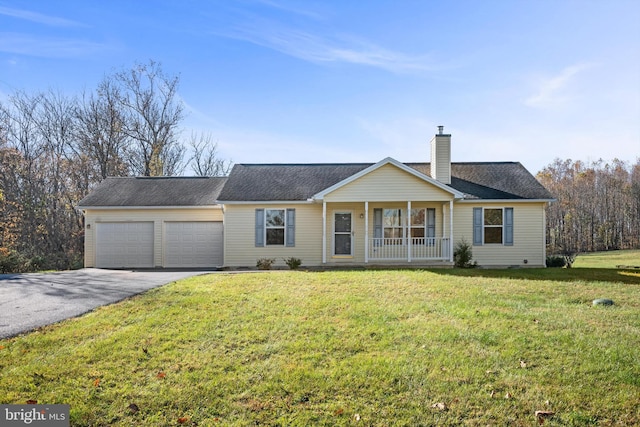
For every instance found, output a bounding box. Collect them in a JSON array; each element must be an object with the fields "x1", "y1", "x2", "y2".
[{"x1": 430, "y1": 125, "x2": 451, "y2": 184}]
